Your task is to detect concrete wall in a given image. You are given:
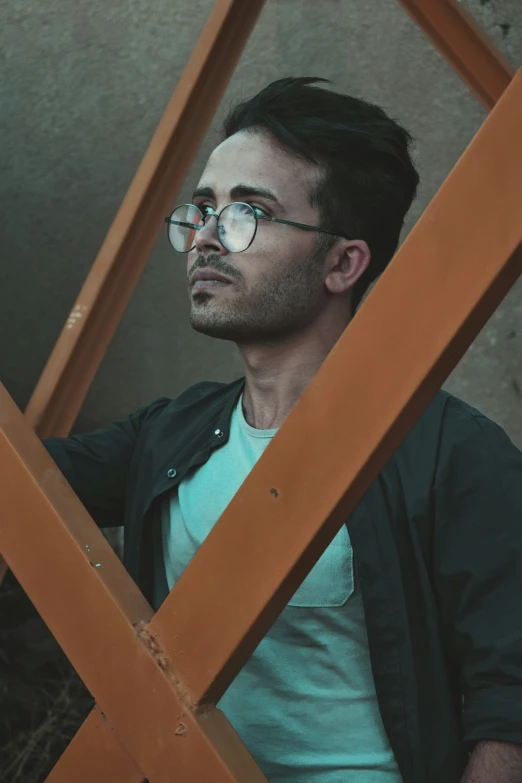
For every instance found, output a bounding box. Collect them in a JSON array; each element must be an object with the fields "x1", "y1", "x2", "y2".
[{"x1": 1, "y1": 0, "x2": 521, "y2": 442}]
